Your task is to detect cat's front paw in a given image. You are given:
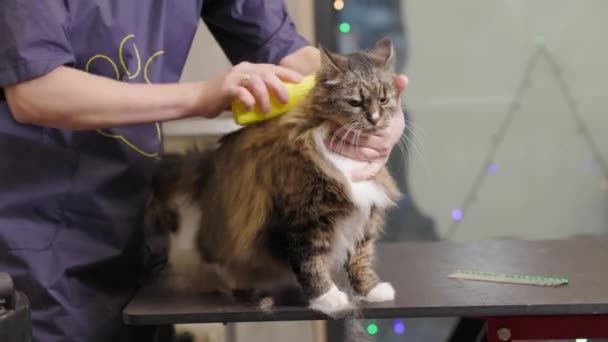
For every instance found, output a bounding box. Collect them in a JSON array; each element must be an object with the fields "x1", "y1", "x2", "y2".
[
  {"x1": 363, "y1": 282, "x2": 395, "y2": 302},
  {"x1": 309, "y1": 284, "x2": 352, "y2": 316}
]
